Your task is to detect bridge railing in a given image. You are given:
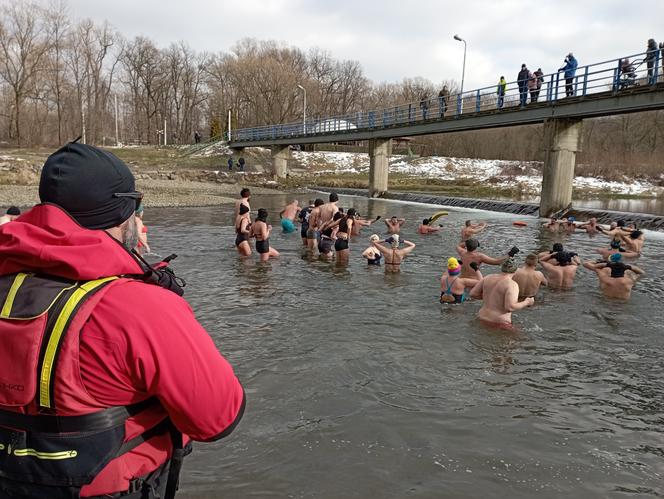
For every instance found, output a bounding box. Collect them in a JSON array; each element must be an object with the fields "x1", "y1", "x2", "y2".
[{"x1": 232, "y1": 49, "x2": 662, "y2": 143}]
